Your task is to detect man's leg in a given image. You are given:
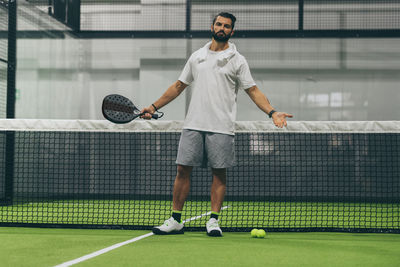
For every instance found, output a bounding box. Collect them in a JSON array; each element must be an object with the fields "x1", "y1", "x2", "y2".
[
  {"x1": 153, "y1": 129, "x2": 202, "y2": 235},
  {"x1": 152, "y1": 165, "x2": 192, "y2": 235},
  {"x1": 210, "y1": 168, "x2": 227, "y2": 213},
  {"x1": 173, "y1": 165, "x2": 193, "y2": 211},
  {"x1": 207, "y1": 168, "x2": 226, "y2": 237}
]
